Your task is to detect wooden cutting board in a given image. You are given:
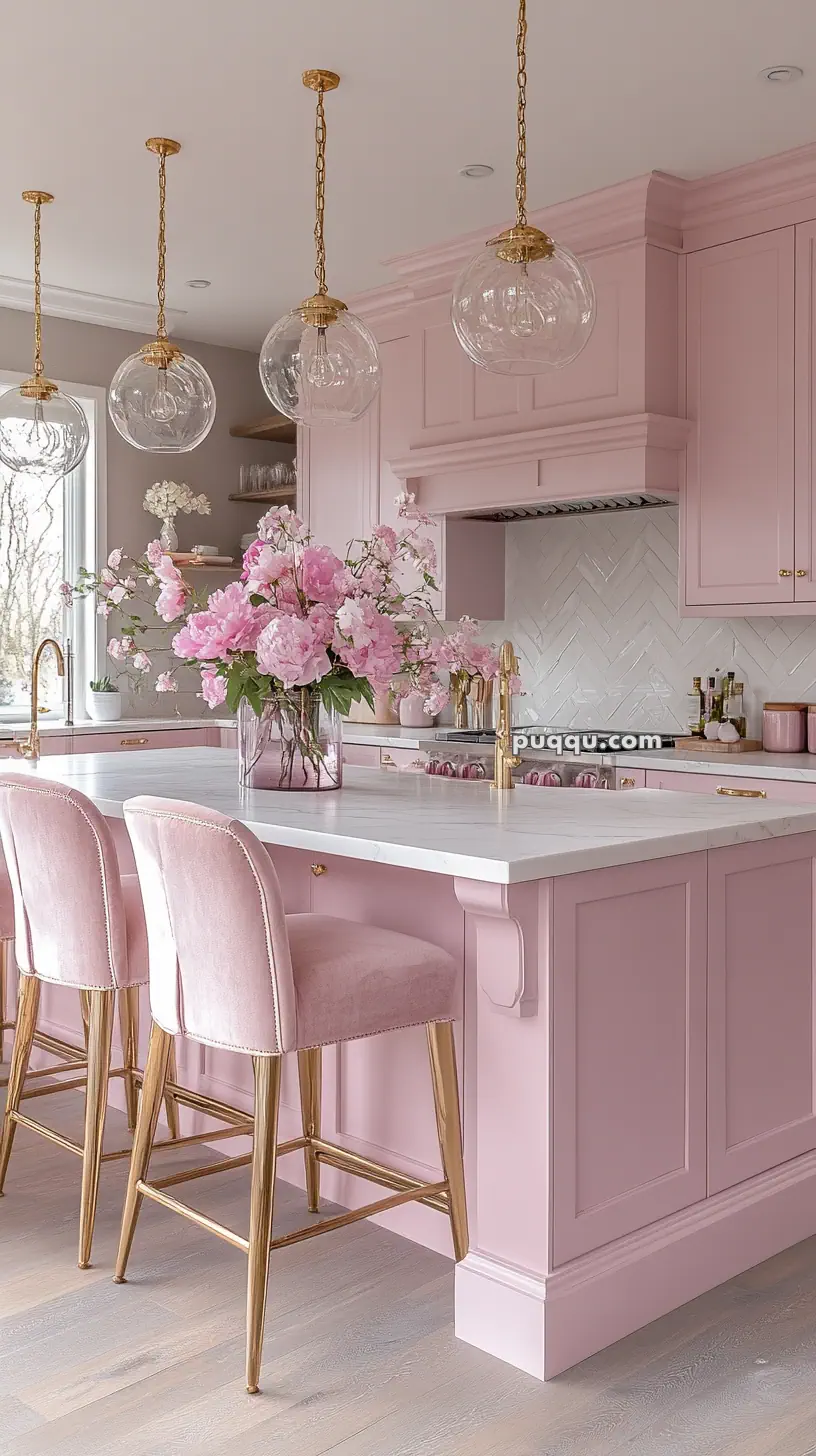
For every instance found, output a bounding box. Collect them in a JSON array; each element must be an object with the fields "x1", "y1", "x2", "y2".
[{"x1": 674, "y1": 736, "x2": 763, "y2": 753}]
